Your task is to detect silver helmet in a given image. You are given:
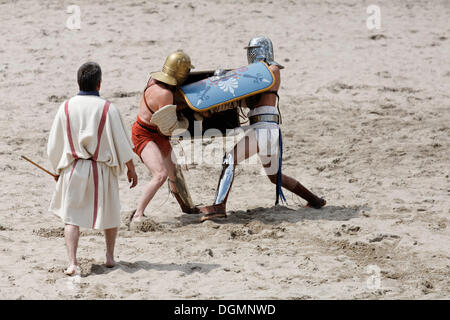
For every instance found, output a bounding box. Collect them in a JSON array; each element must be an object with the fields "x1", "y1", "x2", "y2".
[{"x1": 244, "y1": 36, "x2": 284, "y2": 69}]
